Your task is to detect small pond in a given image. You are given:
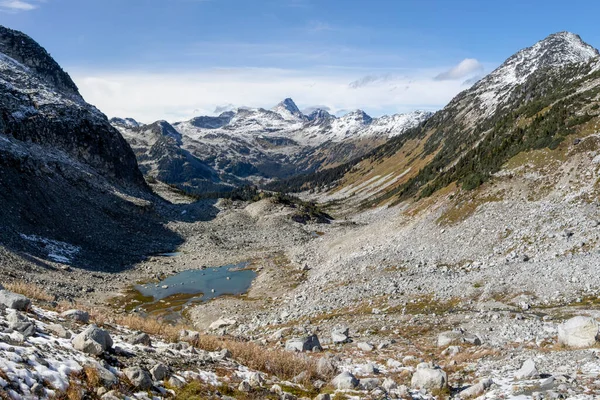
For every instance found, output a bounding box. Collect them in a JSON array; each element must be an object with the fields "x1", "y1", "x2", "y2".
[{"x1": 136, "y1": 262, "x2": 256, "y2": 305}]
